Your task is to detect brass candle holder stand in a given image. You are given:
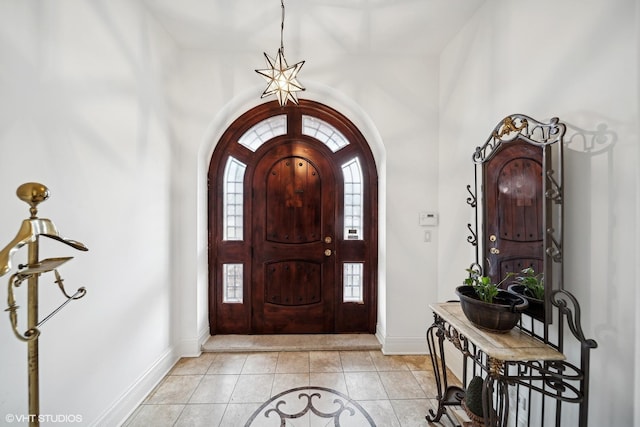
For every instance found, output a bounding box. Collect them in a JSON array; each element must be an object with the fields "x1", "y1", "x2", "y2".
[{"x1": 0, "y1": 183, "x2": 88, "y2": 427}]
